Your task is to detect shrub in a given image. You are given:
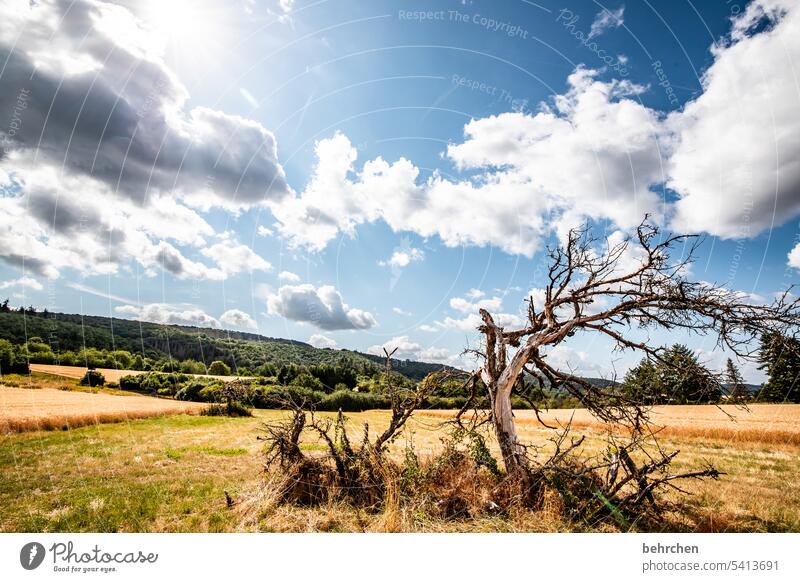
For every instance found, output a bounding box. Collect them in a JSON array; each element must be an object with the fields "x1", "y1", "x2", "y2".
[
  {"x1": 208, "y1": 360, "x2": 232, "y2": 376},
  {"x1": 119, "y1": 374, "x2": 142, "y2": 391},
  {"x1": 80, "y1": 369, "x2": 105, "y2": 387},
  {"x1": 290, "y1": 373, "x2": 325, "y2": 392},
  {"x1": 317, "y1": 390, "x2": 389, "y2": 412},
  {"x1": 201, "y1": 401, "x2": 253, "y2": 417},
  {"x1": 254, "y1": 385, "x2": 327, "y2": 409}
]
